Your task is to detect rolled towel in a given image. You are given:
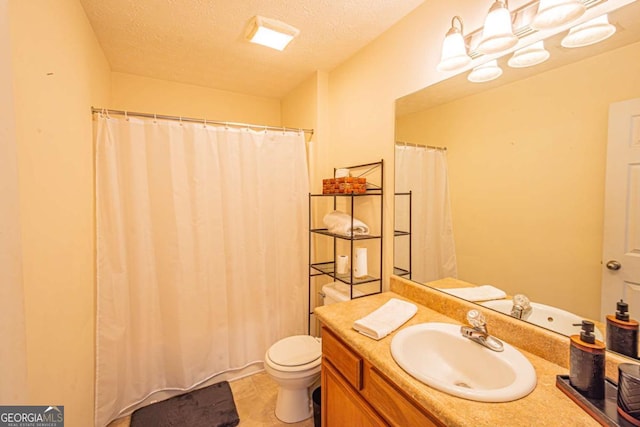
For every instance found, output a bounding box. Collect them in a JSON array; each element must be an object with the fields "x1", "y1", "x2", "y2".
[
  {"x1": 353, "y1": 298, "x2": 417, "y2": 340},
  {"x1": 439, "y1": 285, "x2": 507, "y2": 302},
  {"x1": 322, "y1": 210, "x2": 370, "y2": 237}
]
